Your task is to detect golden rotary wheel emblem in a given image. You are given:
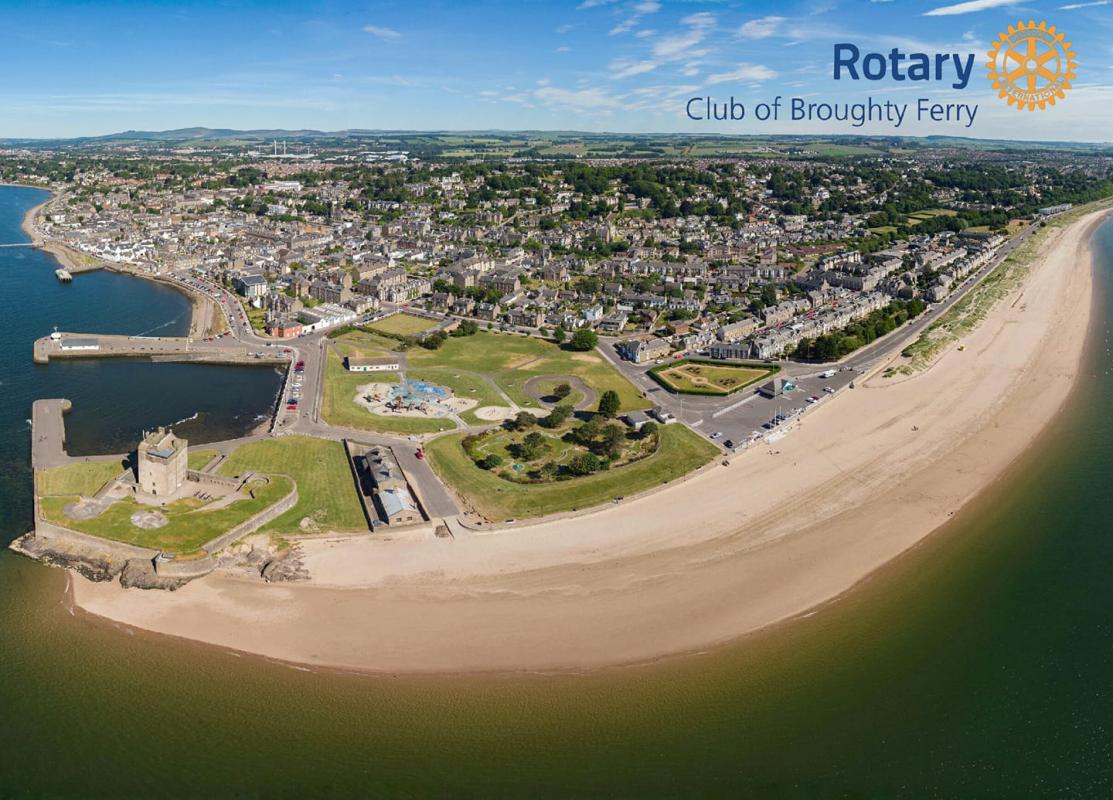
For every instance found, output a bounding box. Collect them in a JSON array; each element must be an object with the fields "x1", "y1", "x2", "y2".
[{"x1": 987, "y1": 20, "x2": 1077, "y2": 111}]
